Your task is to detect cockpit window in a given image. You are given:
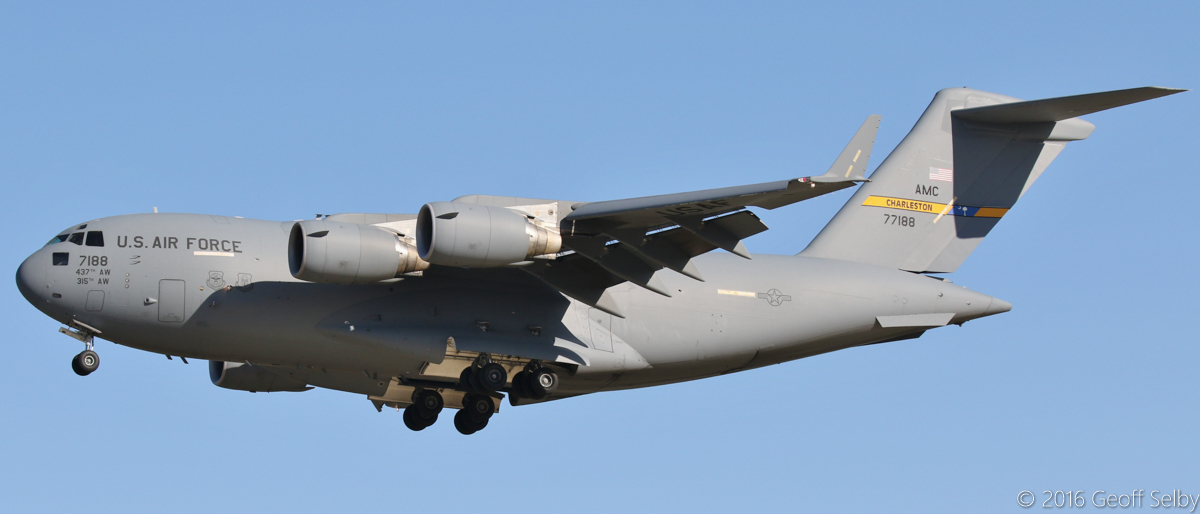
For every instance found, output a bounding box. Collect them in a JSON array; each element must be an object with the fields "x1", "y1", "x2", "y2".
[
  {"x1": 45, "y1": 234, "x2": 69, "y2": 246},
  {"x1": 67, "y1": 232, "x2": 84, "y2": 245},
  {"x1": 85, "y1": 231, "x2": 104, "y2": 247}
]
